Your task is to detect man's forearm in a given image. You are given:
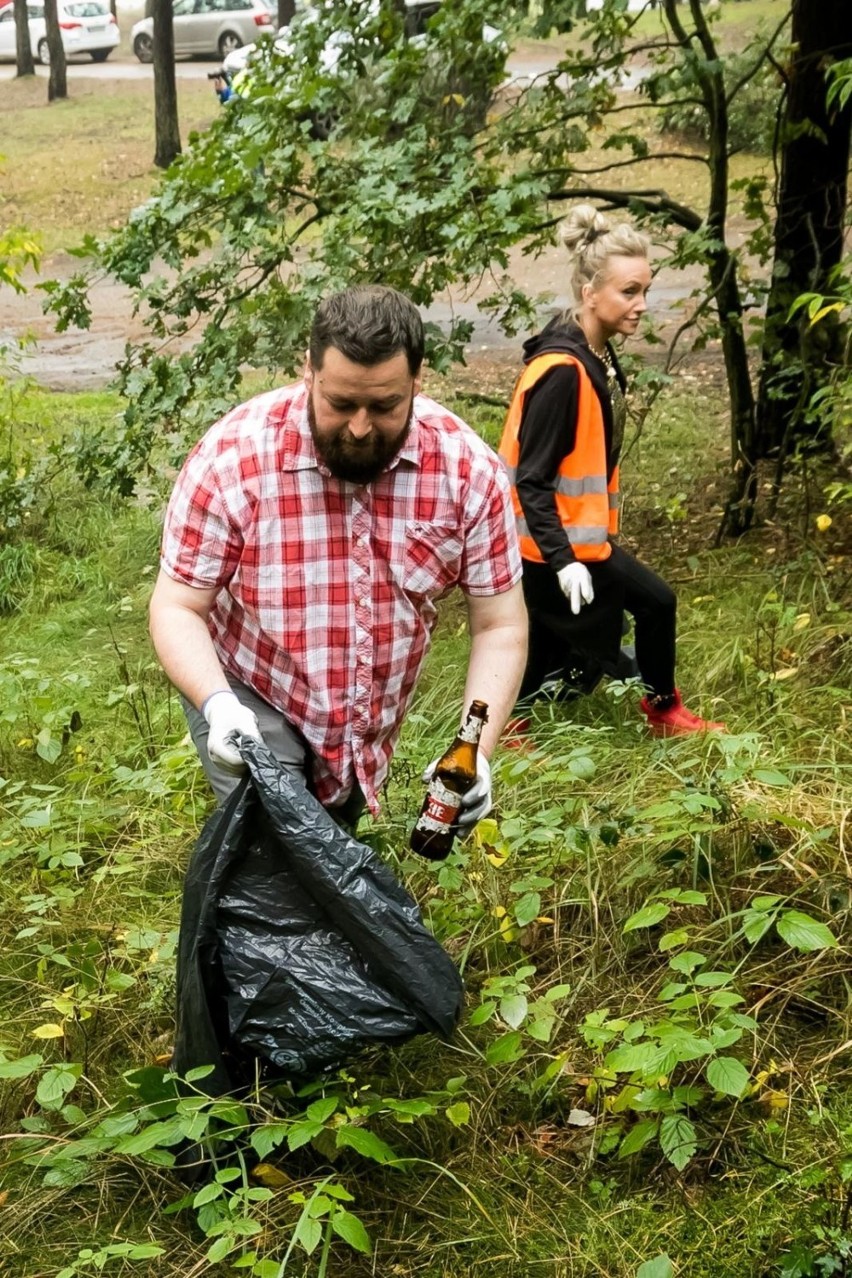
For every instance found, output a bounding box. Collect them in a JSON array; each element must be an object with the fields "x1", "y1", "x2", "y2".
[
  {"x1": 150, "y1": 603, "x2": 232, "y2": 711},
  {"x1": 462, "y1": 622, "x2": 527, "y2": 759},
  {"x1": 149, "y1": 572, "x2": 232, "y2": 711}
]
